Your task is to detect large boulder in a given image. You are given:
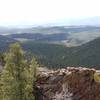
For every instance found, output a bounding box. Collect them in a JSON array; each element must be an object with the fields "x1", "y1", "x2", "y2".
[{"x1": 34, "y1": 67, "x2": 100, "y2": 100}]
